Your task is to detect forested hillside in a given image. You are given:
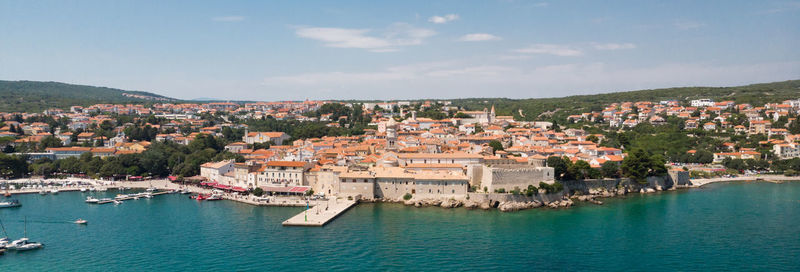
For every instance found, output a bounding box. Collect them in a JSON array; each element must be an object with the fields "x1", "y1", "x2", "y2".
[
  {"x1": 0, "y1": 80, "x2": 176, "y2": 112},
  {"x1": 449, "y1": 80, "x2": 800, "y2": 121}
]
